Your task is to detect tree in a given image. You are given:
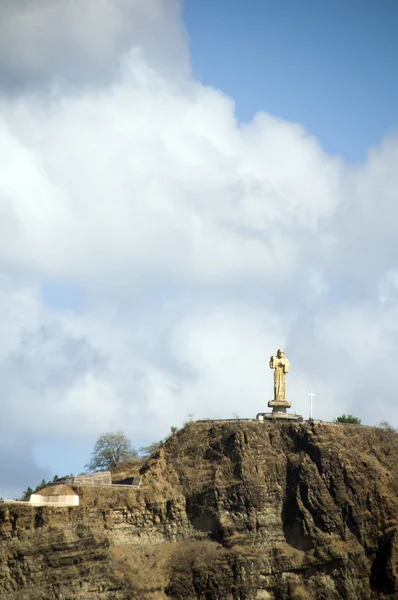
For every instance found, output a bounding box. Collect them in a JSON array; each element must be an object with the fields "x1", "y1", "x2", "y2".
[
  {"x1": 18, "y1": 473, "x2": 74, "y2": 501},
  {"x1": 139, "y1": 426, "x2": 180, "y2": 457},
  {"x1": 334, "y1": 414, "x2": 361, "y2": 424},
  {"x1": 85, "y1": 431, "x2": 138, "y2": 472},
  {"x1": 19, "y1": 486, "x2": 34, "y2": 501},
  {"x1": 139, "y1": 441, "x2": 162, "y2": 457},
  {"x1": 183, "y1": 413, "x2": 195, "y2": 425},
  {"x1": 377, "y1": 421, "x2": 398, "y2": 456},
  {"x1": 379, "y1": 420, "x2": 396, "y2": 431}
]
